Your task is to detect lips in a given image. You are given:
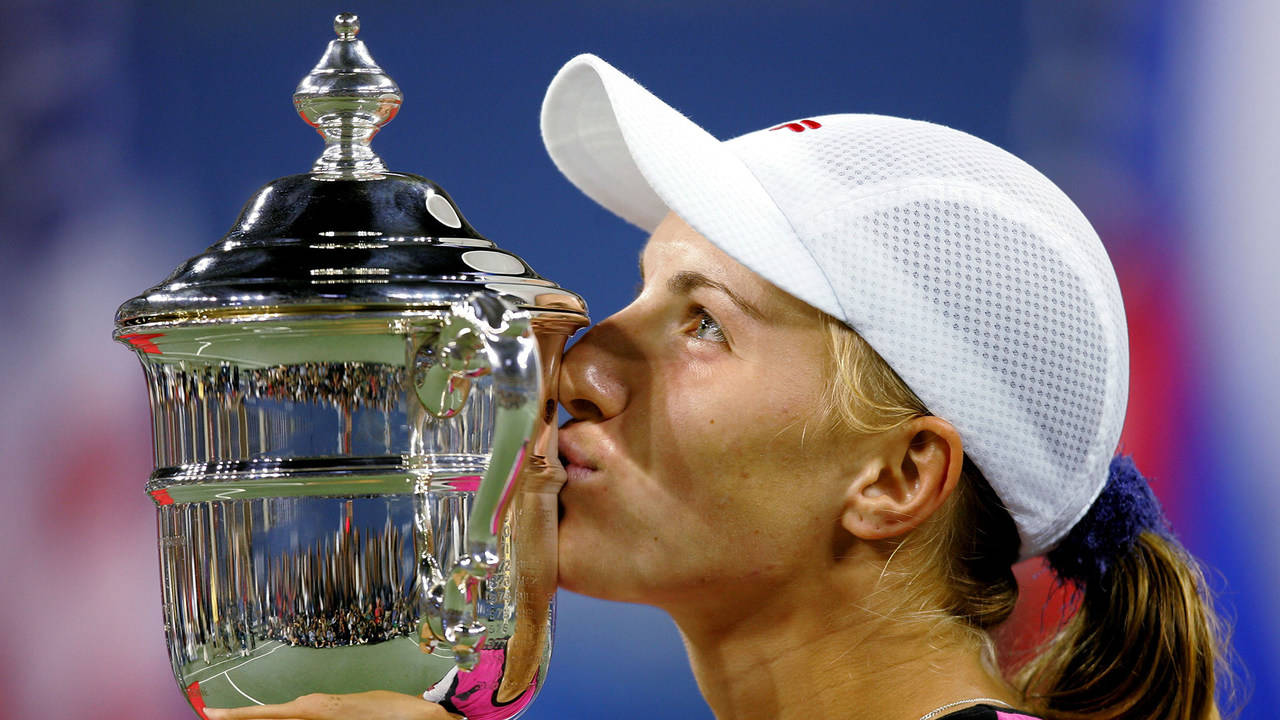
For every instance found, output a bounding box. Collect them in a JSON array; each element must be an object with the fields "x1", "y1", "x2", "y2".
[
  {"x1": 558, "y1": 432, "x2": 596, "y2": 474},
  {"x1": 557, "y1": 426, "x2": 600, "y2": 499},
  {"x1": 557, "y1": 427, "x2": 597, "y2": 522}
]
